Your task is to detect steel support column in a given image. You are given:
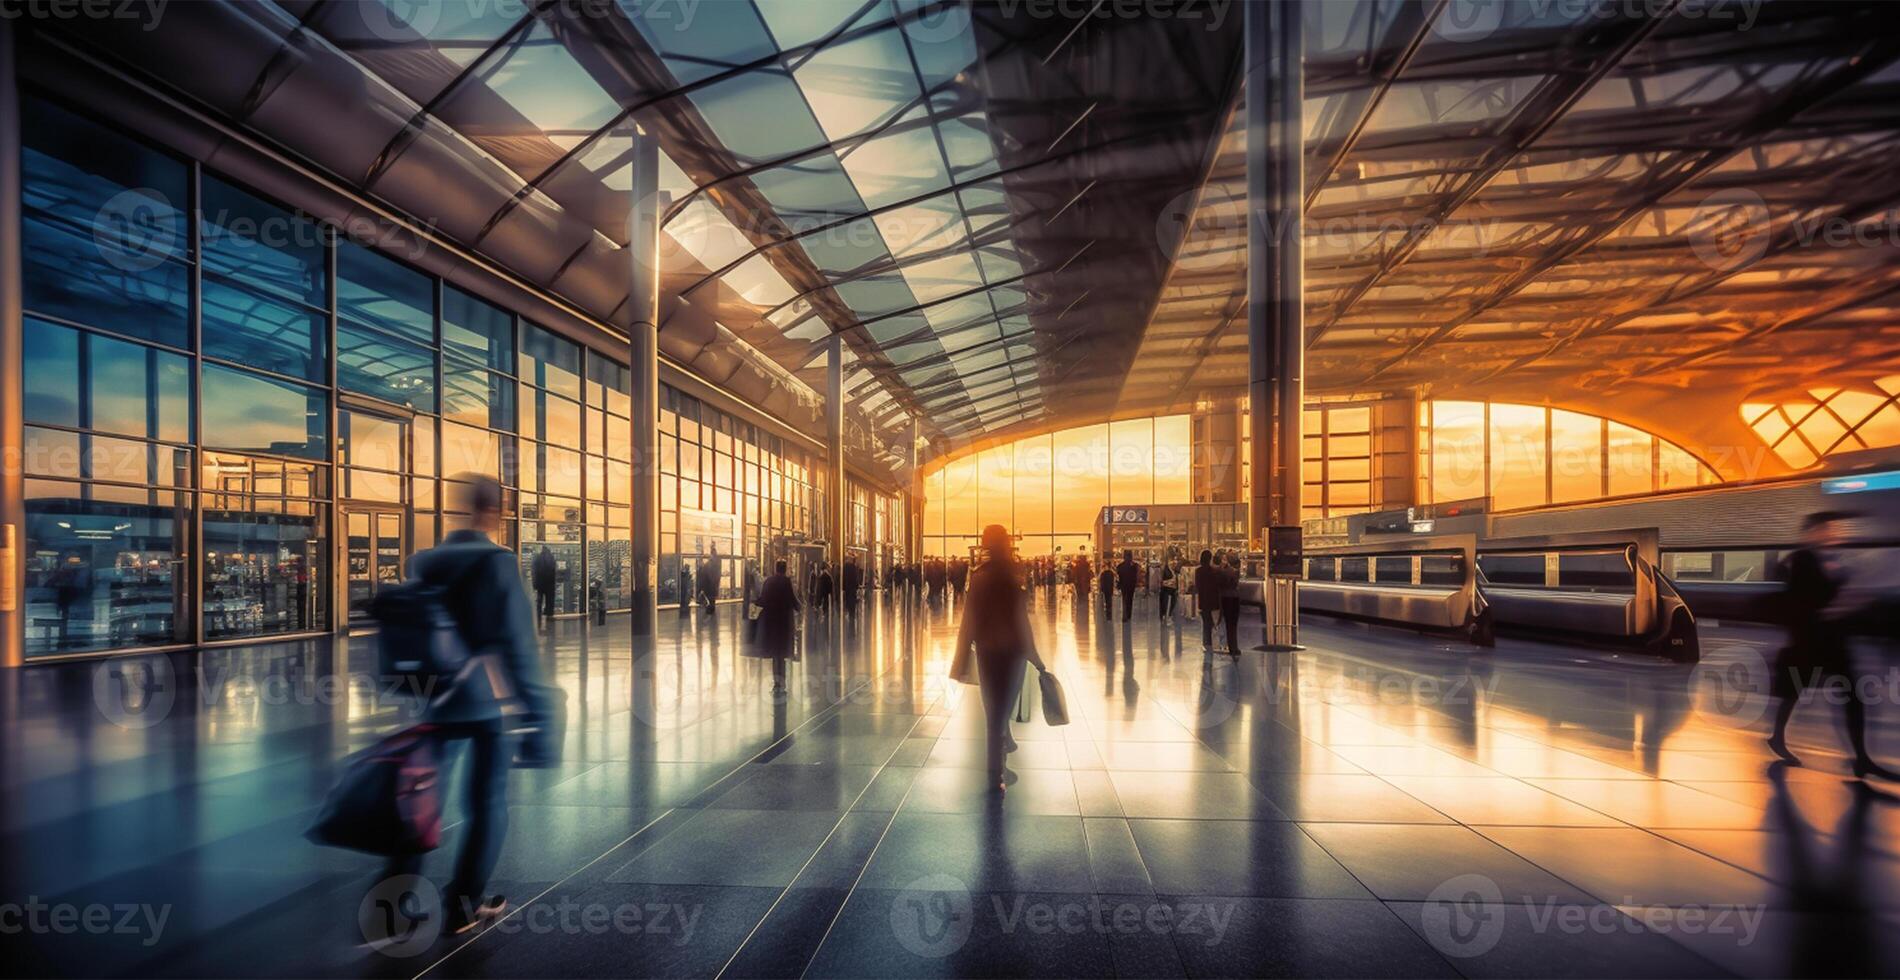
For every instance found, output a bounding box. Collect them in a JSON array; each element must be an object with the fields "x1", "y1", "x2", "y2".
[
  {"x1": 1247, "y1": 0, "x2": 1302, "y2": 646},
  {"x1": 628, "y1": 126, "x2": 662, "y2": 637},
  {"x1": 0, "y1": 23, "x2": 23, "y2": 668},
  {"x1": 826, "y1": 335, "x2": 846, "y2": 608}
]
